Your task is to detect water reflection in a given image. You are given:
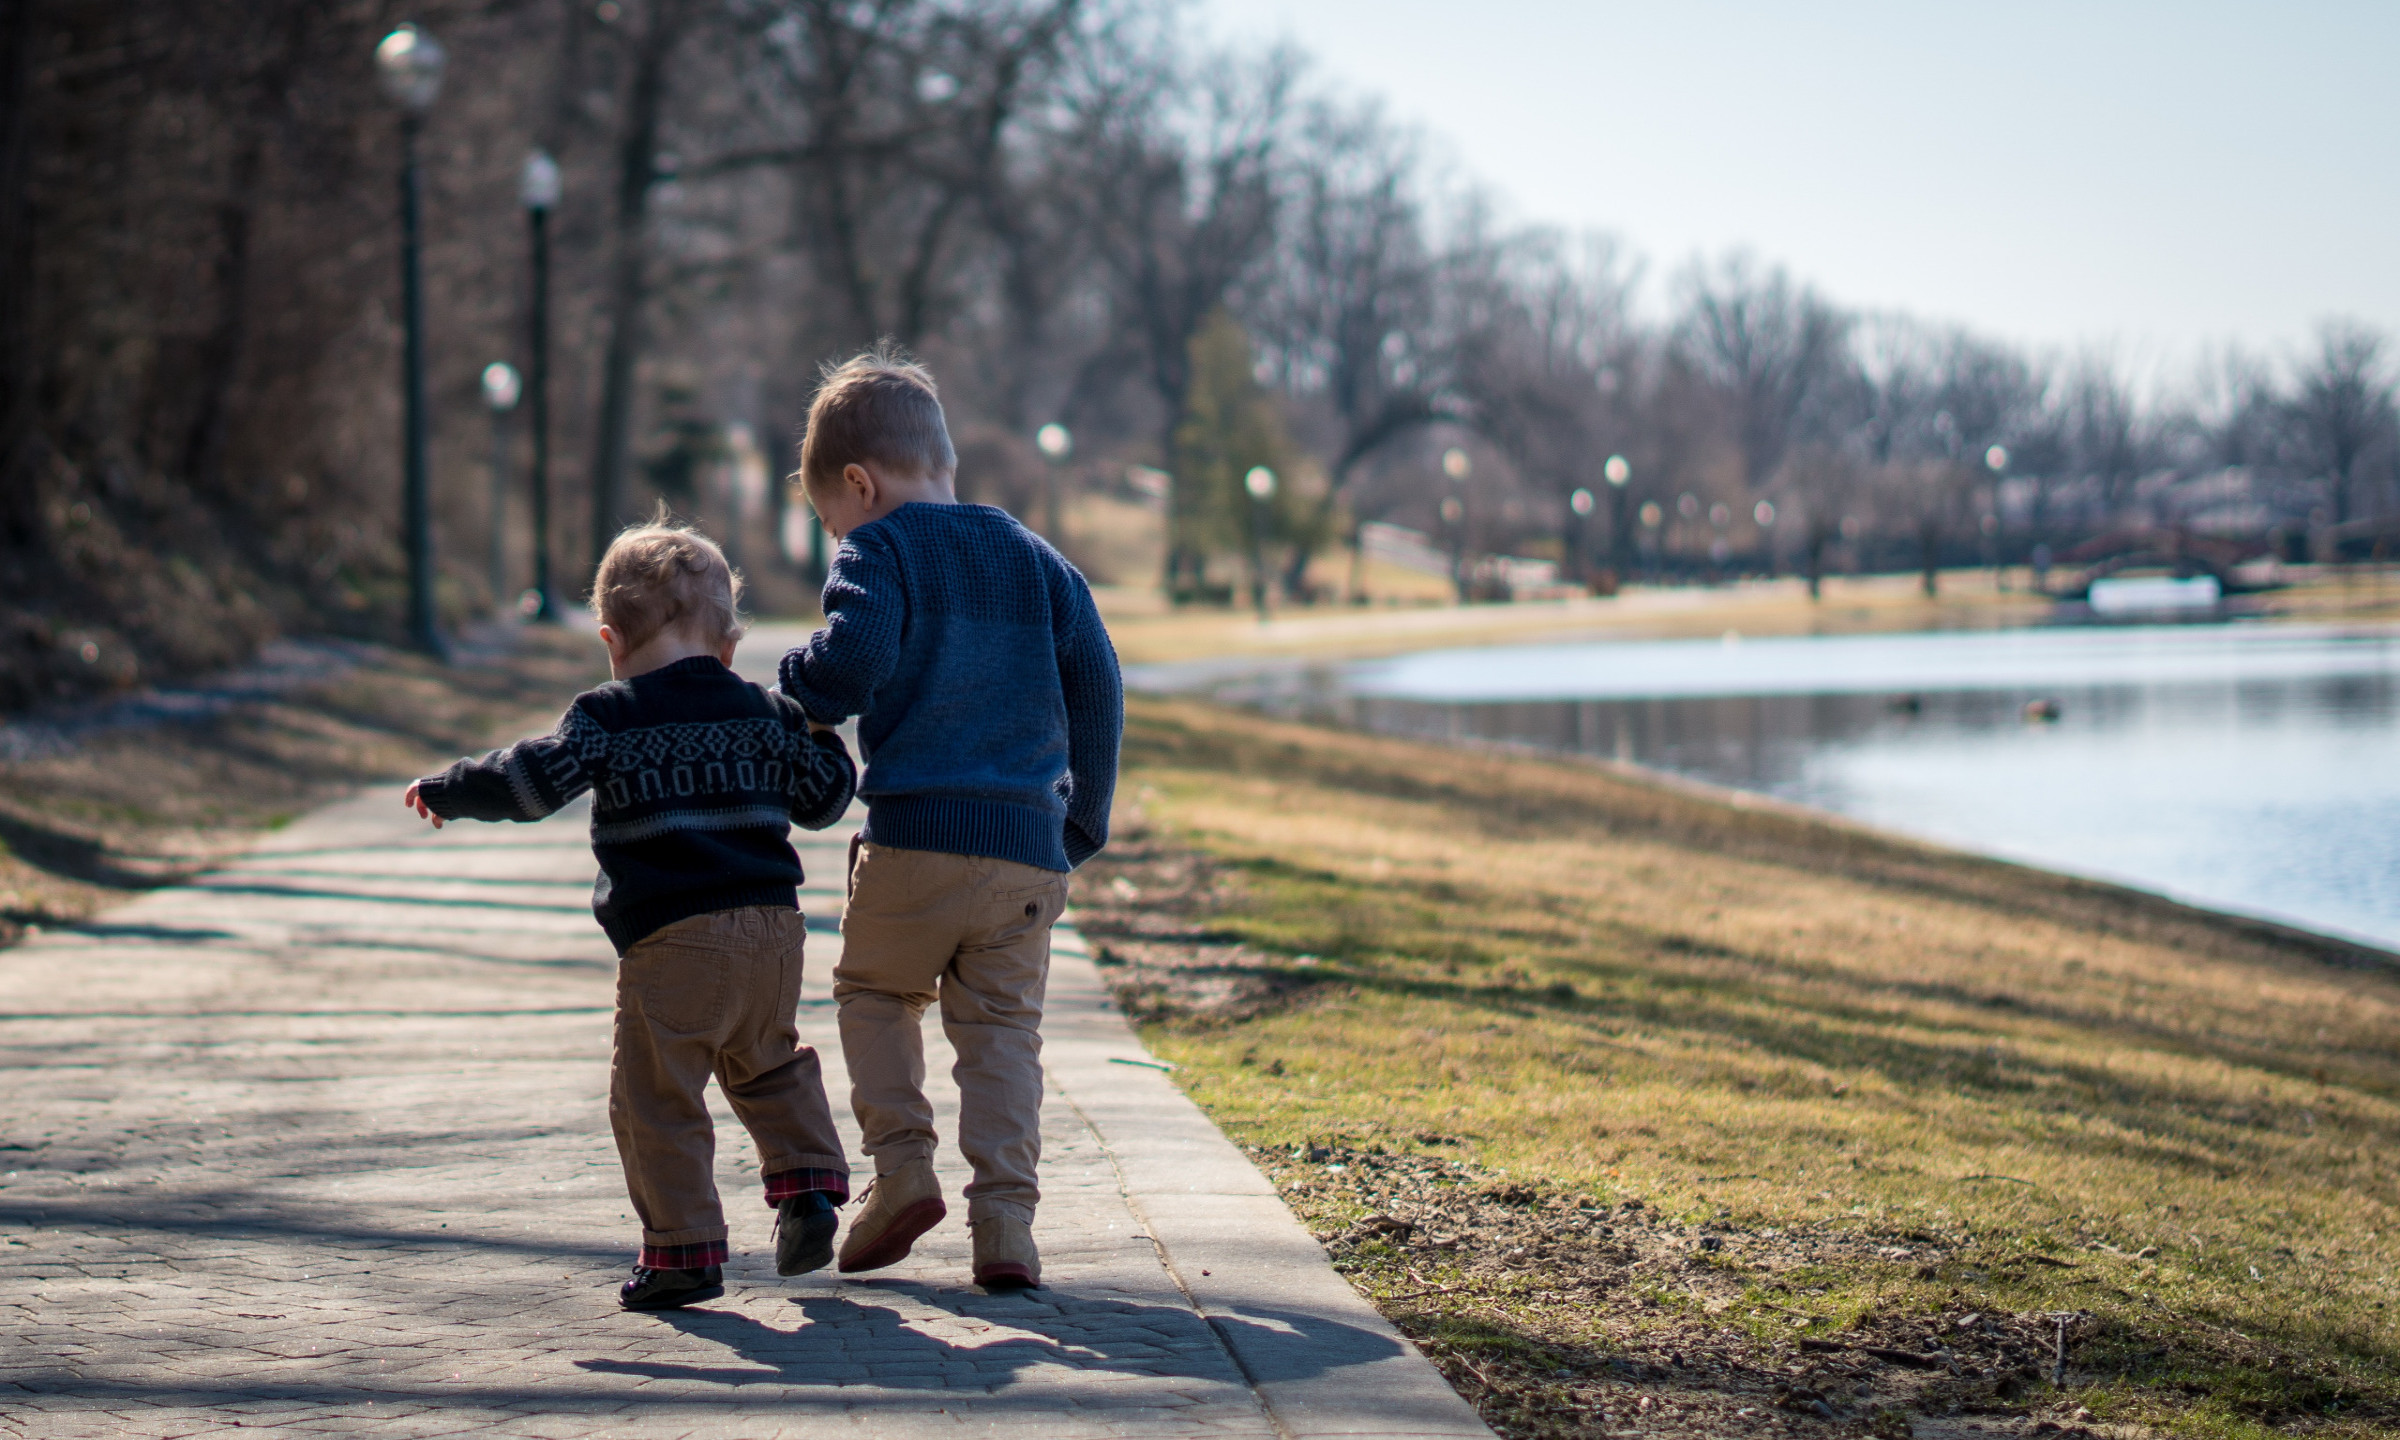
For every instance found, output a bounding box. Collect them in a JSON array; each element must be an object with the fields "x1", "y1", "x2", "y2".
[{"x1": 1135, "y1": 625, "x2": 2400, "y2": 952}]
